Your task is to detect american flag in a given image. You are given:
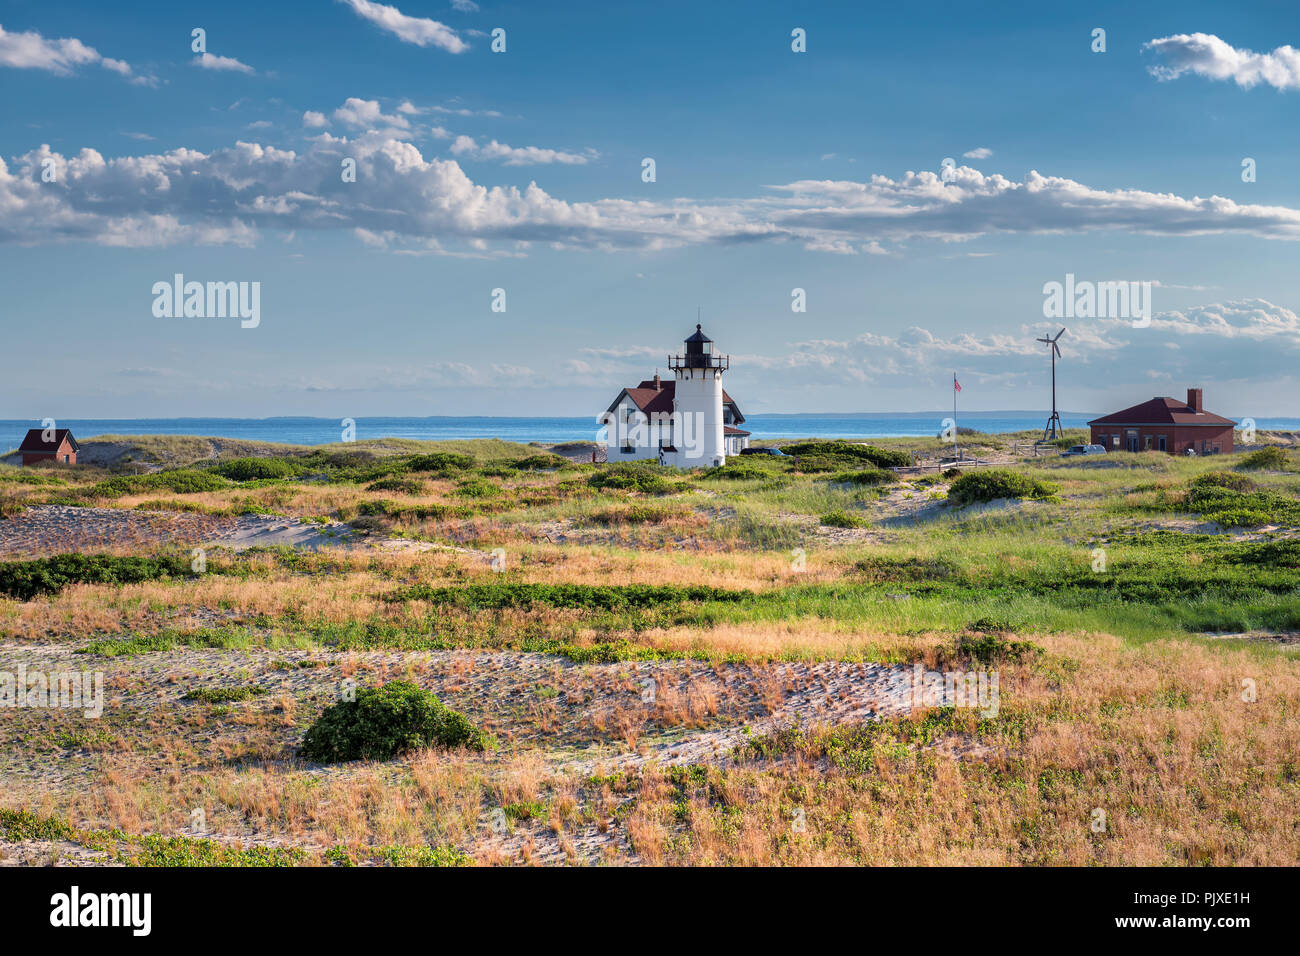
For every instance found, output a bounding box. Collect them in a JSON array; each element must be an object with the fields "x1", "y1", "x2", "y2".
[{"x1": 954, "y1": 376, "x2": 962, "y2": 393}]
